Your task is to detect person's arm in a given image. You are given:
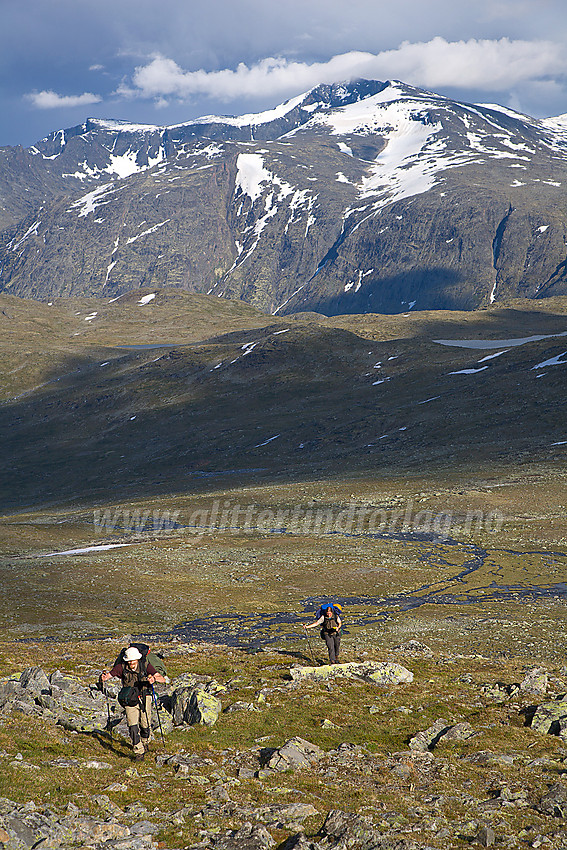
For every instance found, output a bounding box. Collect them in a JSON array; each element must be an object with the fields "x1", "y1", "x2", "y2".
[
  {"x1": 336, "y1": 615, "x2": 342, "y2": 630},
  {"x1": 101, "y1": 663, "x2": 122, "y2": 683},
  {"x1": 144, "y1": 663, "x2": 166, "y2": 685},
  {"x1": 304, "y1": 615, "x2": 324, "y2": 630}
]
